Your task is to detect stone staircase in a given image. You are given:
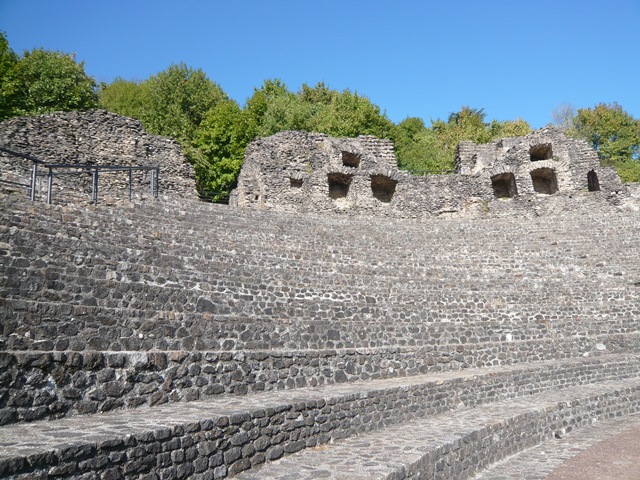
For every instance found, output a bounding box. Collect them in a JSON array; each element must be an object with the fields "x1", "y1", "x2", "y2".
[{"x1": 1, "y1": 190, "x2": 640, "y2": 479}]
